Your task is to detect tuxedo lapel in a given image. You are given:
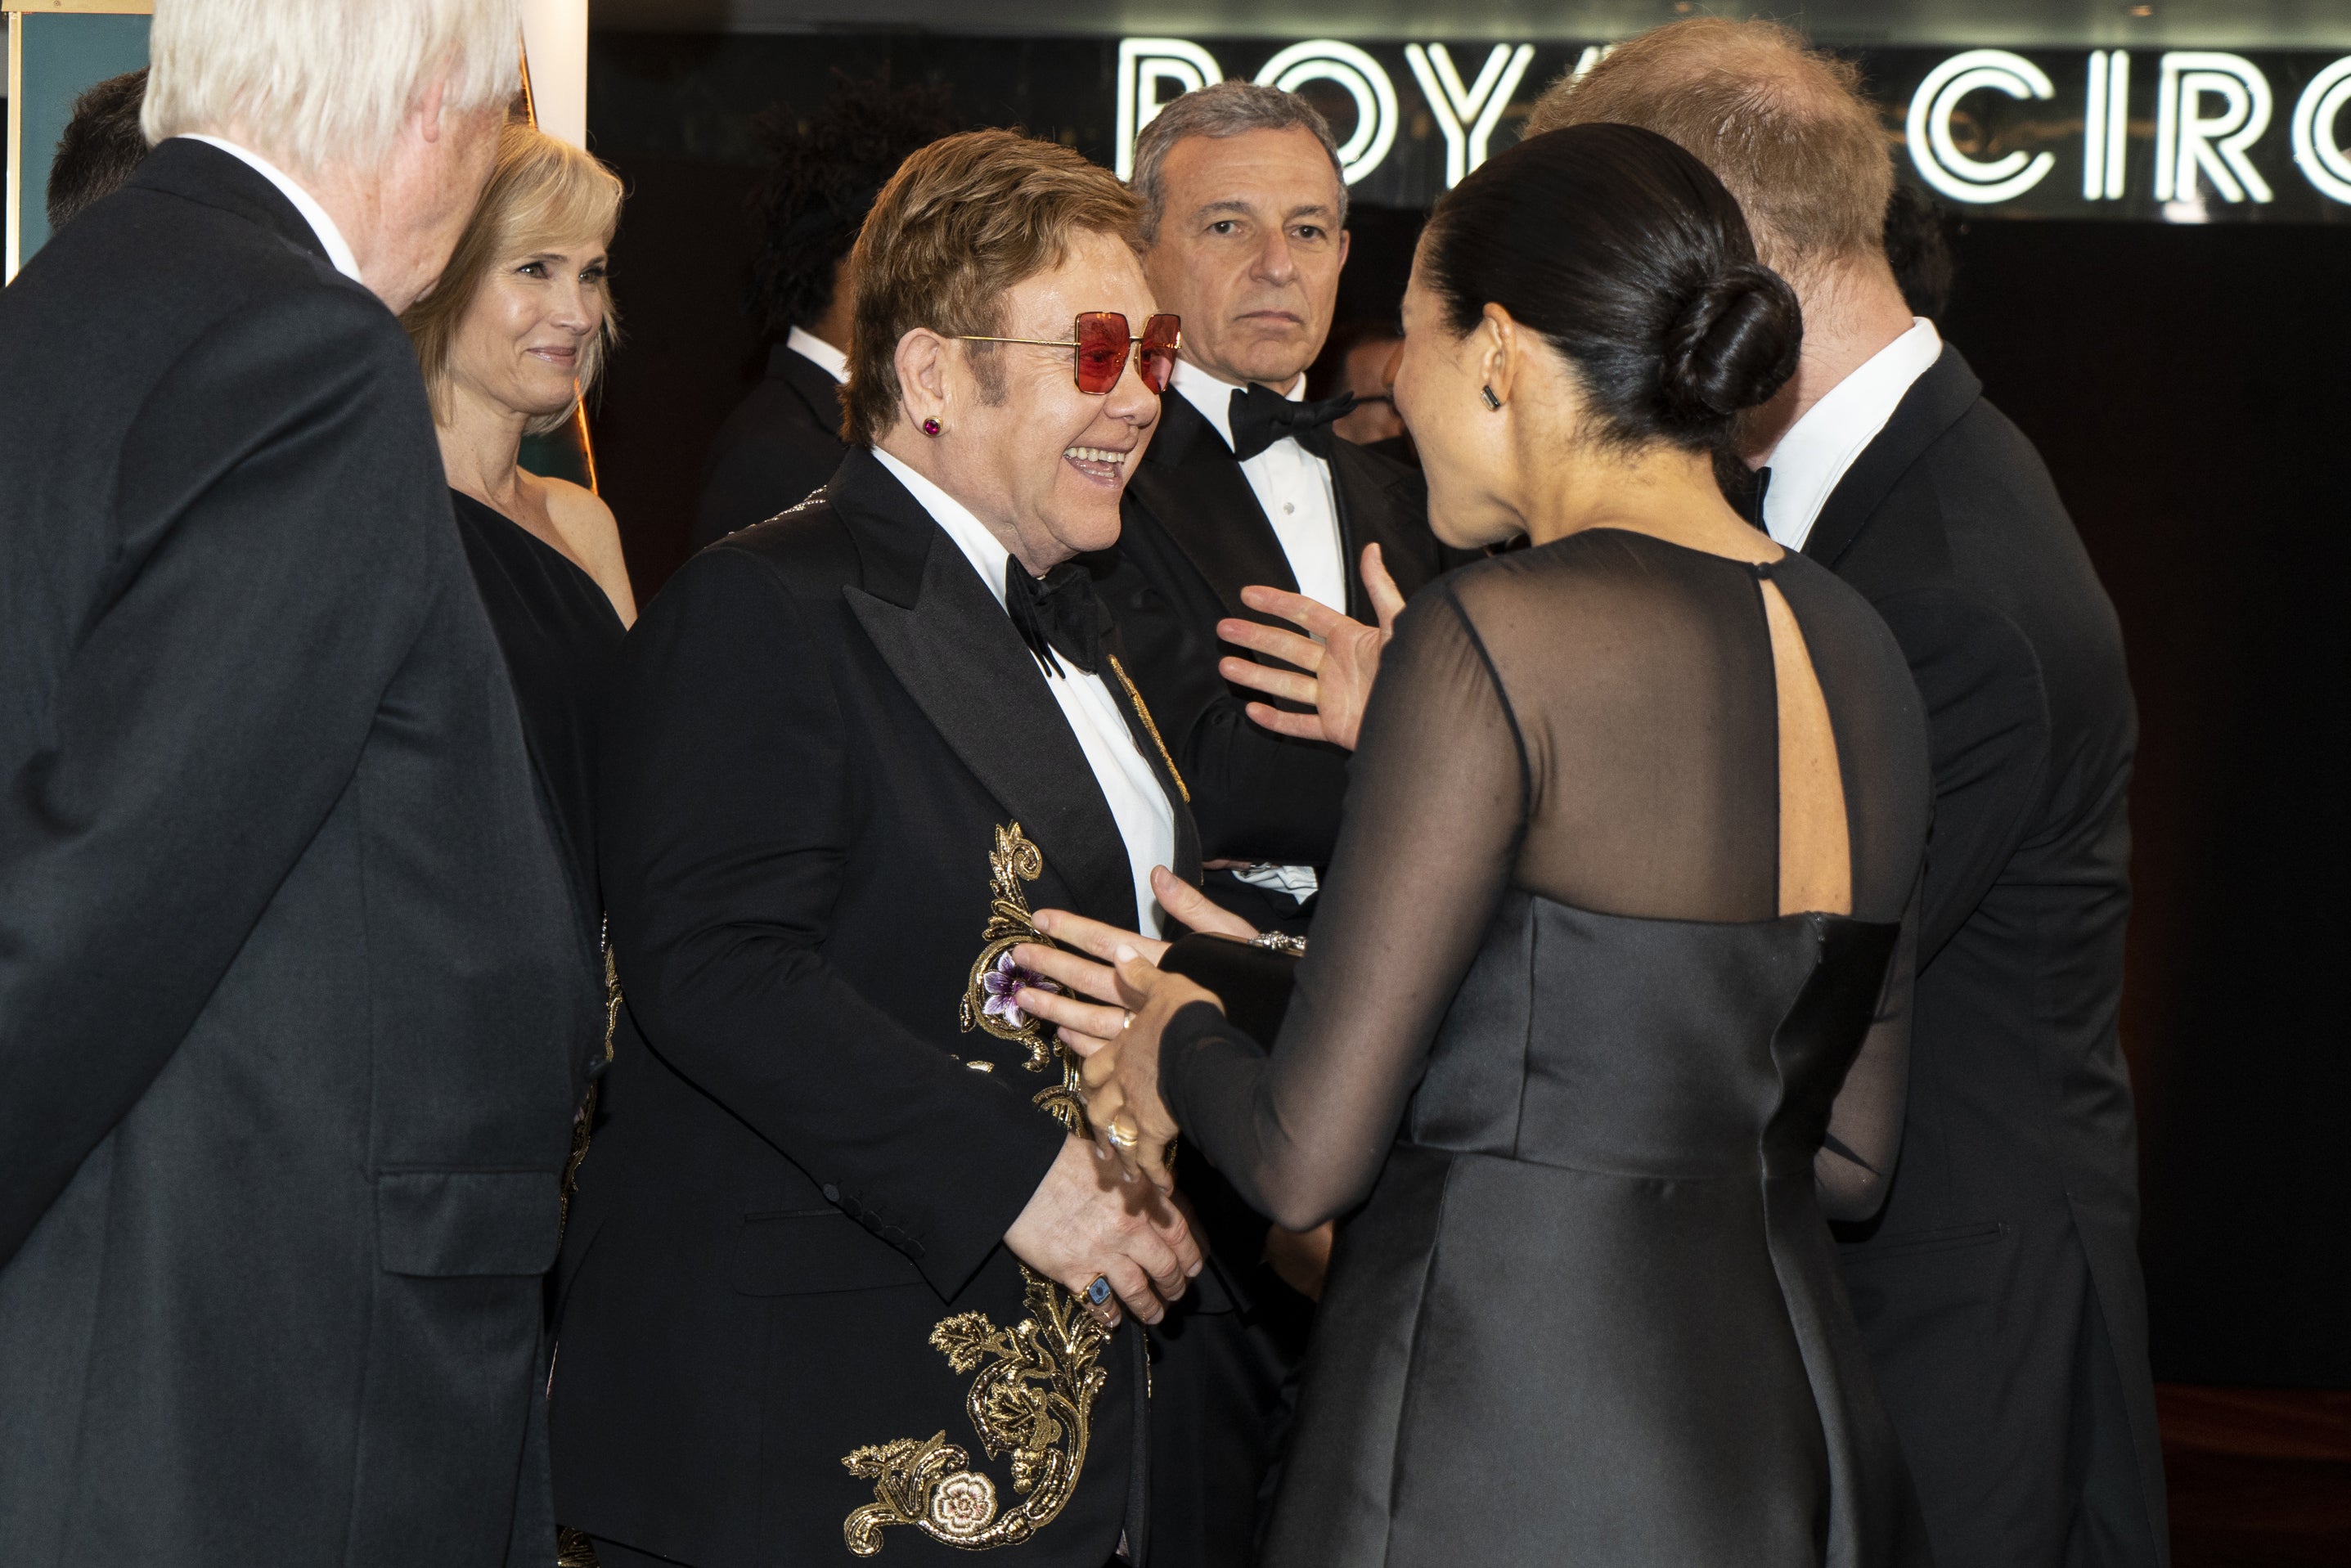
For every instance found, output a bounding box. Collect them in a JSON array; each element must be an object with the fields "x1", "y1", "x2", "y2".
[
  {"x1": 1129, "y1": 393, "x2": 1297, "y2": 619},
  {"x1": 1803, "y1": 345, "x2": 1984, "y2": 569},
  {"x1": 835, "y1": 456, "x2": 1140, "y2": 928},
  {"x1": 1328, "y1": 443, "x2": 1435, "y2": 621}
]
